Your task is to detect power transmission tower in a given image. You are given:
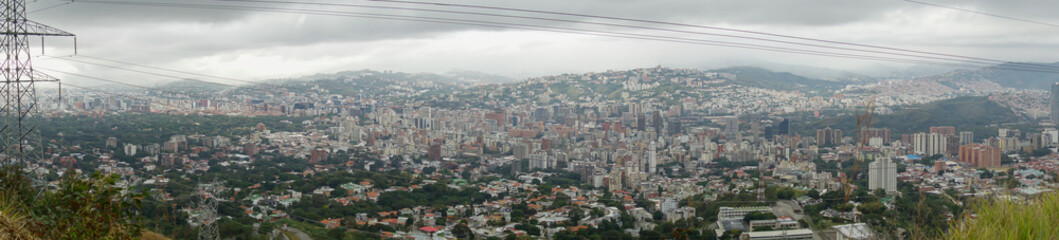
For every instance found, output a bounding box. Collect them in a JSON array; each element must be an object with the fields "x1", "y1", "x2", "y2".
[
  {"x1": 195, "y1": 183, "x2": 220, "y2": 240},
  {"x1": 1, "y1": 0, "x2": 74, "y2": 165}
]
